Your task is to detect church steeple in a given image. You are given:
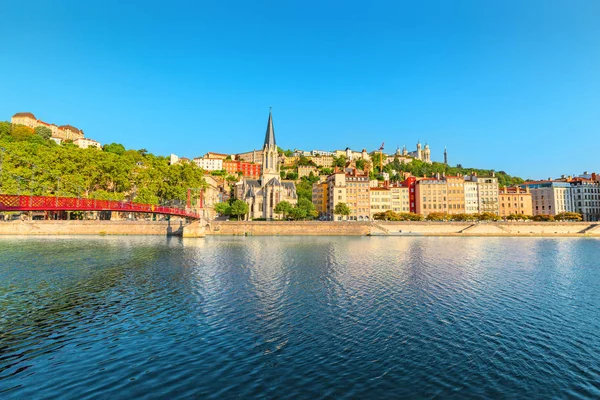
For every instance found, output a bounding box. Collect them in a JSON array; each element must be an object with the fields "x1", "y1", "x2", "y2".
[
  {"x1": 261, "y1": 107, "x2": 279, "y2": 184},
  {"x1": 264, "y1": 107, "x2": 276, "y2": 148}
]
